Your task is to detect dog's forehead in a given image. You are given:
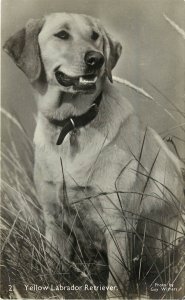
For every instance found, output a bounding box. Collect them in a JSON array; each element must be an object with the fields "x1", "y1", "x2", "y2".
[{"x1": 42, "y1": 13, "x2": 100, "y2": 35}]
